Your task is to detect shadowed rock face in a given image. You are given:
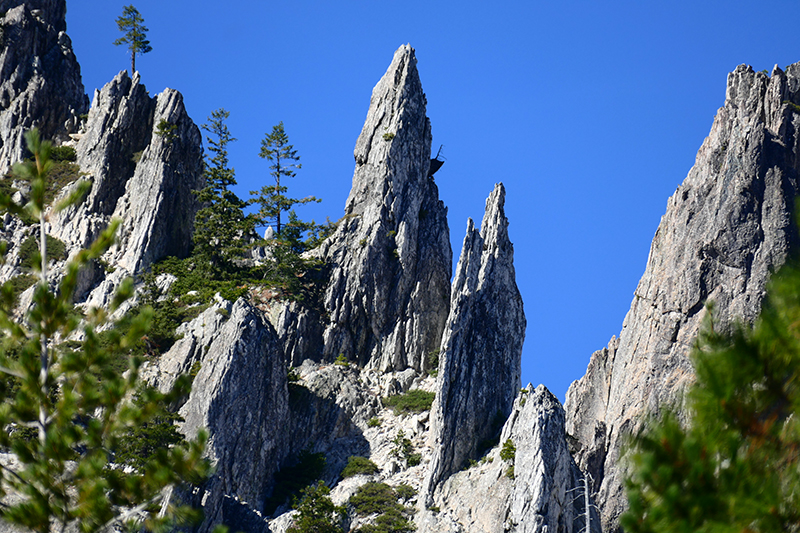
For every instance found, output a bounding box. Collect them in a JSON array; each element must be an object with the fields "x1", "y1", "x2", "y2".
[
  {"x1": 422, "y1": 183, "x2": 526, "y2": 502},
  {"x1": 565, "y1": 63, "x2": 800, "y2": 532},
  {"x1": 319, "y1": 44, "x2": 452, "y2": 373},
  {"x1": 0, "y1": 0, "x2": 87, "y2": 172}
]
